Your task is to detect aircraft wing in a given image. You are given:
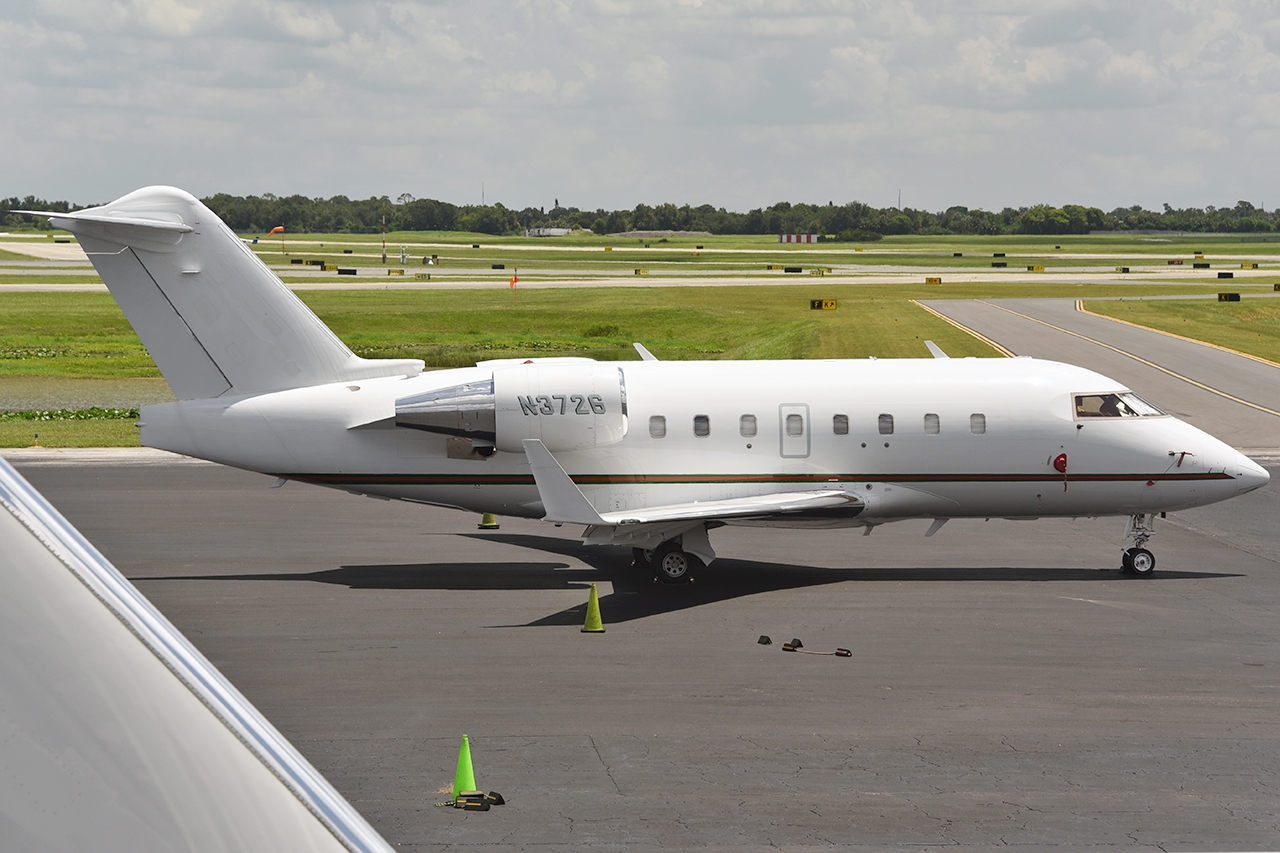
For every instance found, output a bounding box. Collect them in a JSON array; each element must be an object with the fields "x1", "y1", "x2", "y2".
[
  {"x1": 523, "y1": 438, "x2": 861, "y2": 527},
  {"x1": 0, "y1": 456, "x2": 394, "y2": 853}
]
